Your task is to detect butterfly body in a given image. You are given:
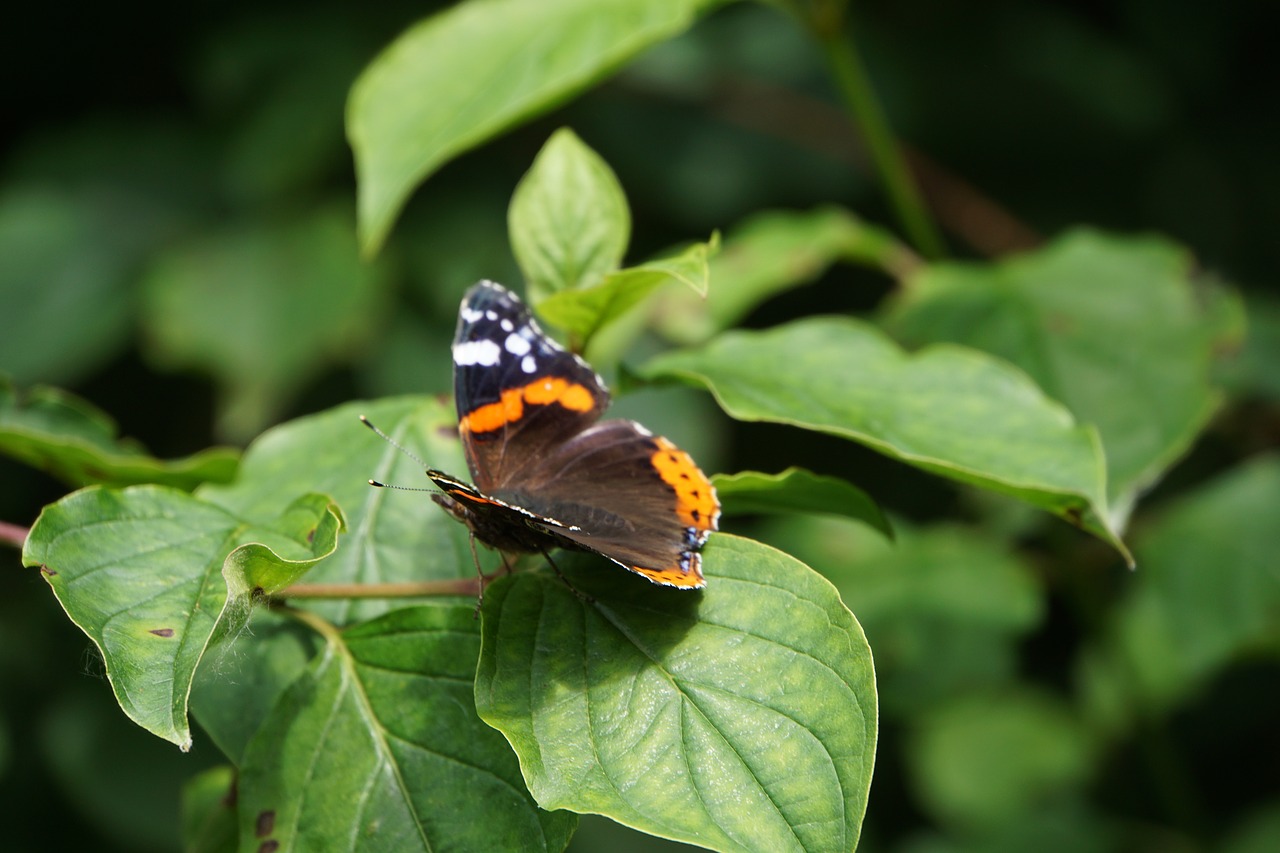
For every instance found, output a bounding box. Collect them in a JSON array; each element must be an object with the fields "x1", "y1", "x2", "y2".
[{"x1": 432, "y1": 280, "x2": 718, "y2": 588}]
